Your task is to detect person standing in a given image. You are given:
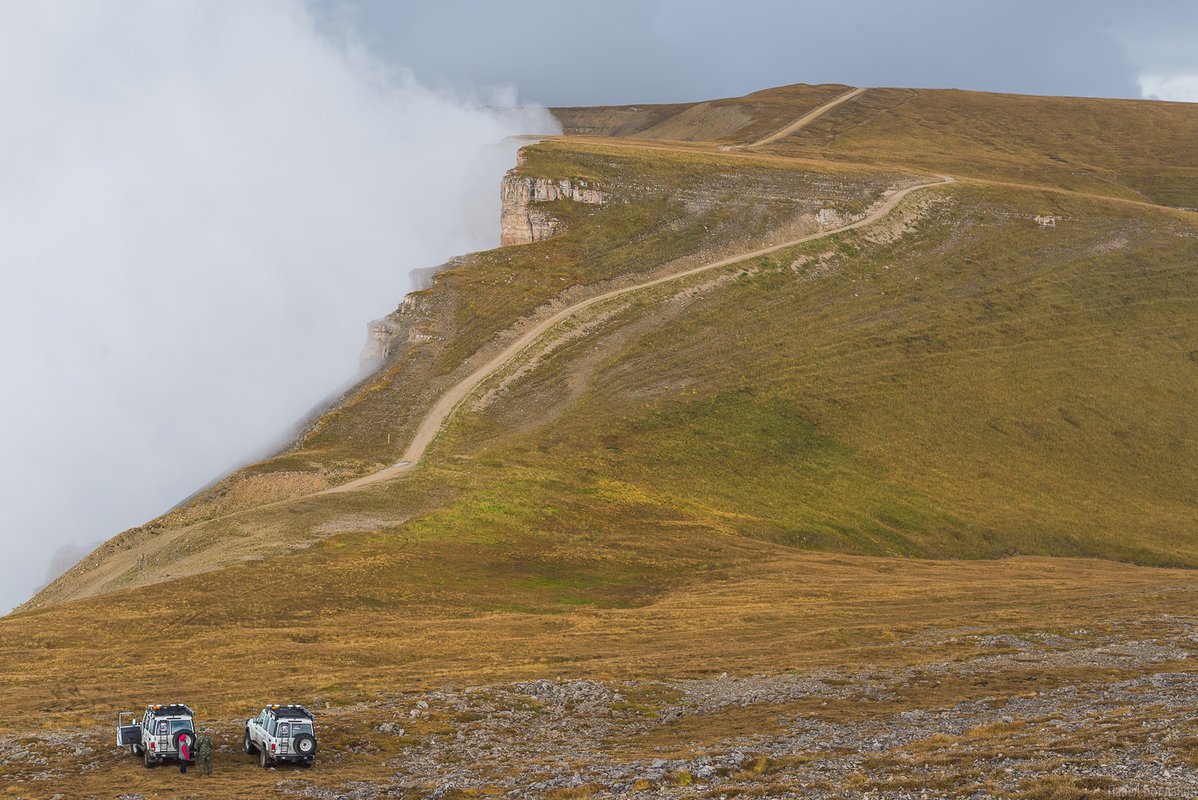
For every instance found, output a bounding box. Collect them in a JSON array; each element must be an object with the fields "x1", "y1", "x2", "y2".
[
  {"x1": 178, "y1": 733, "x2": 190, "y2": 774},
  {"x1": 196, "y1": 727, "x2": 214, "y2": 777}
]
